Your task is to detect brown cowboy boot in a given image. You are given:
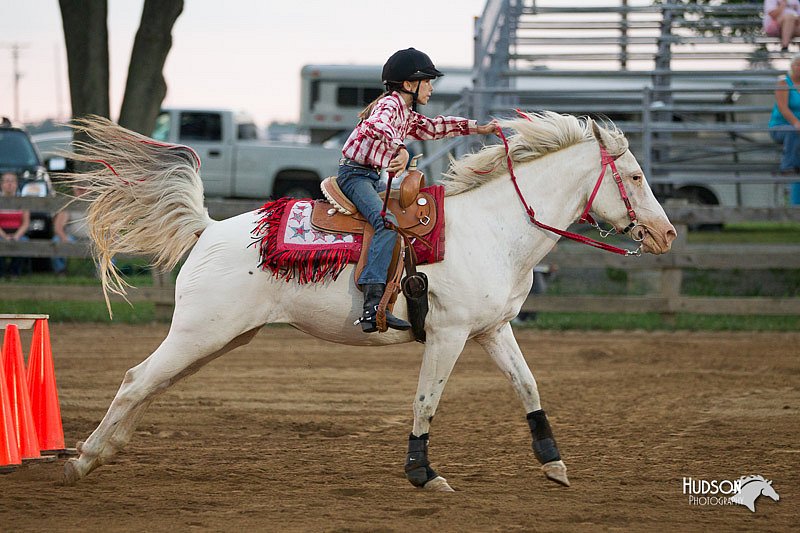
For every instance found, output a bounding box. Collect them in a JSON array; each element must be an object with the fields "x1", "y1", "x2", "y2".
[{"x1": 358, "y1": 283, "x2": 411, "y2": 333}]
